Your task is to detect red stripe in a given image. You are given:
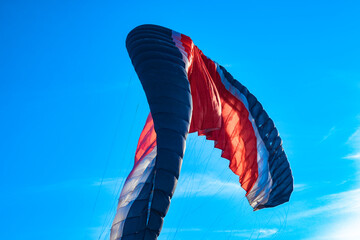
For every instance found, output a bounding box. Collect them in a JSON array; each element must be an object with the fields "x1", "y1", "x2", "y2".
[
  {"x1": 135, "y1": 33, "x2": 259, "y2": 193},
  {"x1": 134, "y1": 113, "x2": 156, "y2": 164},
  {"x1": 180, "y1": 35, "x2": 258, "y2": 193},
  {"x1": 180, "y1": 34, "x2": 193, "y2": 60}
]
